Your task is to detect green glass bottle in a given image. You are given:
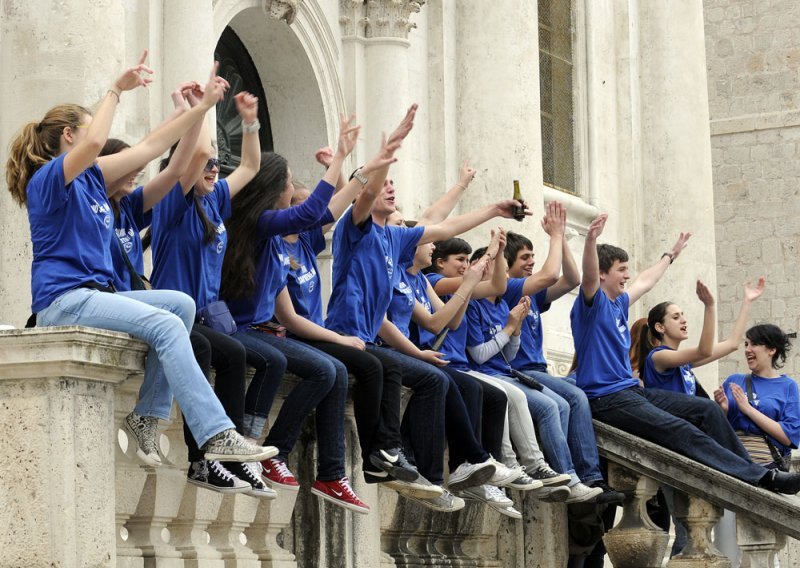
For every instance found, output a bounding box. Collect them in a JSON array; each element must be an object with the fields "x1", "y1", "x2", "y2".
[{"x1": 512, "y1": 180, "x2": 526, "y2": 221}]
